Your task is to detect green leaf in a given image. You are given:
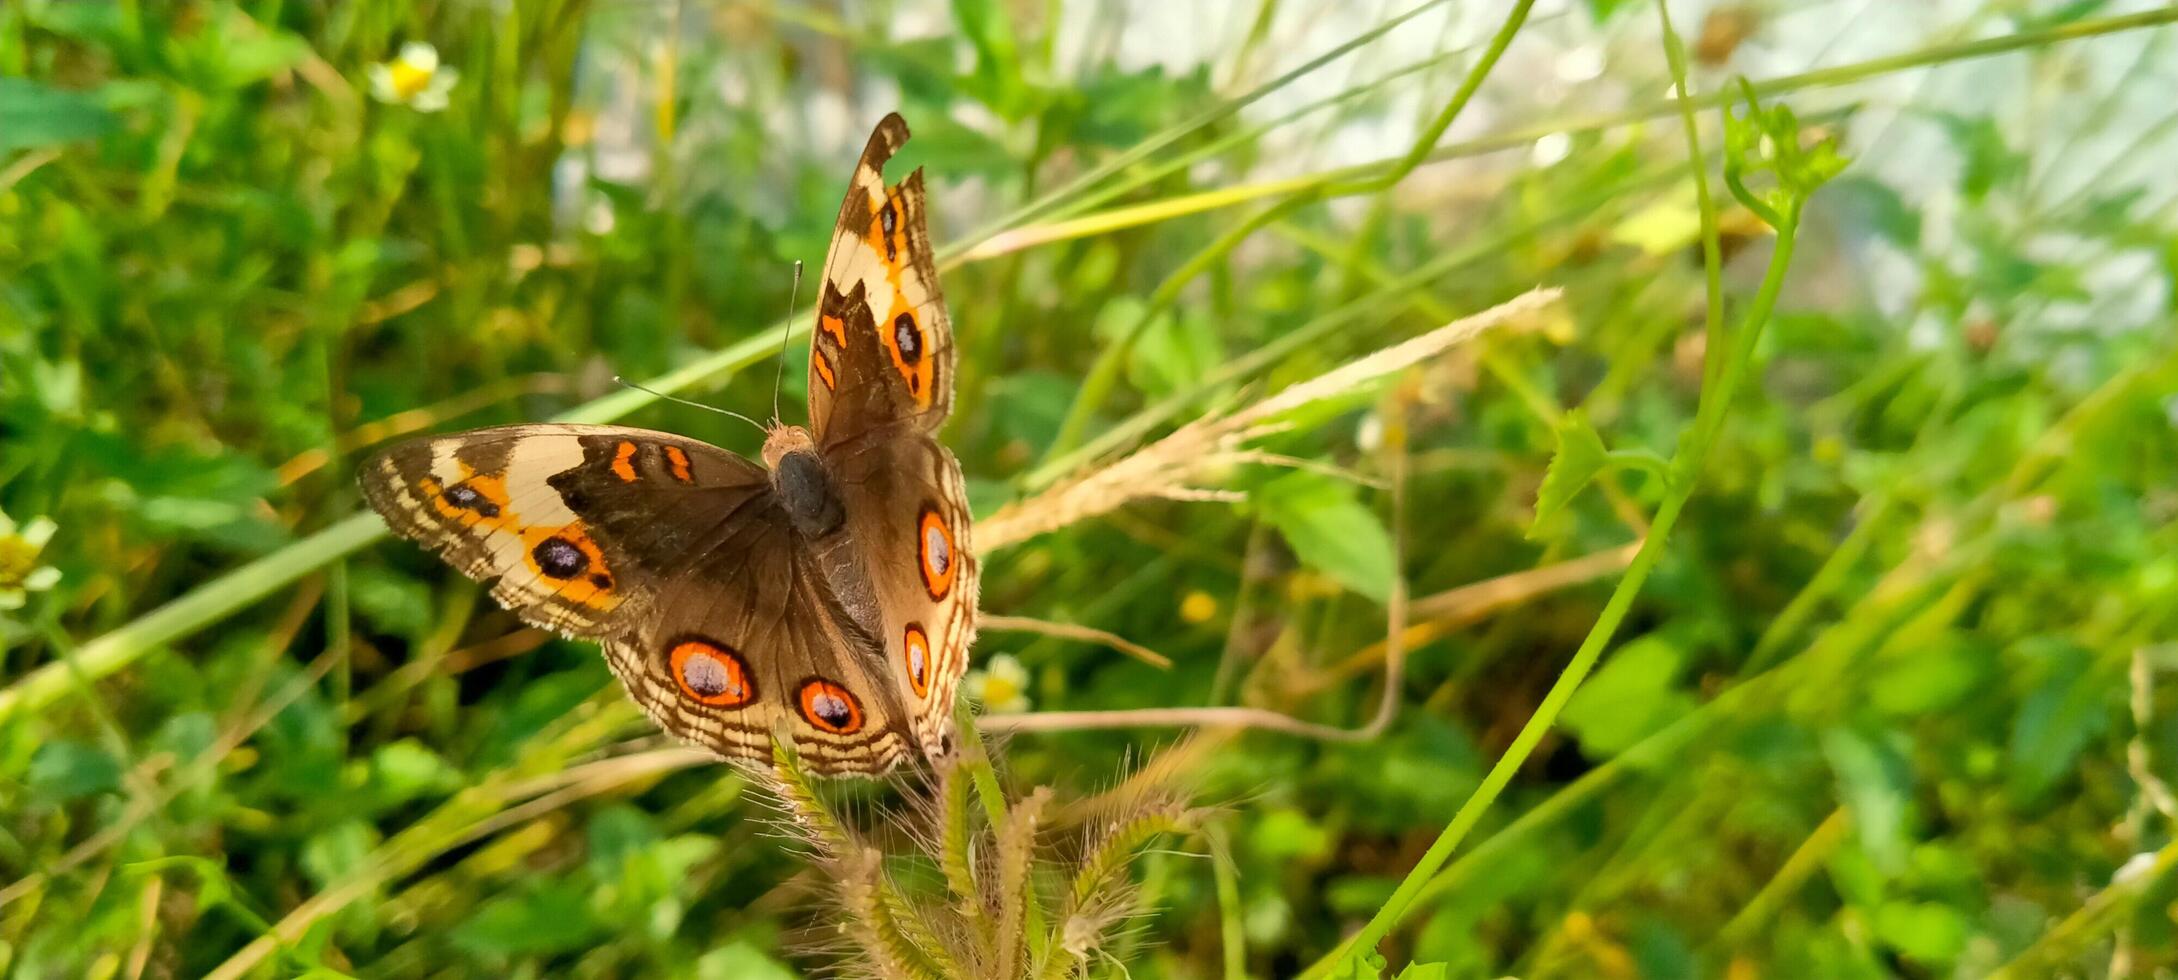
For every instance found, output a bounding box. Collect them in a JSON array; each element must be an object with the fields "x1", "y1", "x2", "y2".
[
  {"x1": 1826, "y1": 176, "x2": 1922, "y2": 247},
  {"x1": 1823, "y1": 727, "x2": 1913, "y2": 875},
  {"x1": 1531, "y1": 410, "x2": 1609, "y2": 536},
  {"x1": 453, "y1": 880, "x2": 606, "y2": 959},
  {"x1": 0, "y1": 78, "x2": 117, "y2": 152},
  {"x1": 1585, "y1": 0, "x2": 1641, "y2": 22},
  {"x1": 1869, "y1": 635, "x2": 1989, "y2": 717},
  {"x1": 697, "y1": 941, "x2": 800, "y2": 980},
  {"x1": 1249, "y1": 807, "x2": 1334, "y2": 862},
  {"x1": 301, "y1": 821, "x2": 381, "y2": 889},
  {"x1": 1560, "y1": 635, "x2": 1697, "y2": 757},
  {"x1": 1874, "y1": 900, "x2": 1970, "y2": 964},
  {"x1": 1253, "y1": 471, "x2": 1397, "y2": 603},
  {"x1": 1327, "y1": 949, "x2": 1388, "y2": 980},
  {"x1": 27, "y1": 739, "x2": 123, "y2": 801},
  {"x1": 2007, "y1": 640, "x2": 2115, "y2": 800},
  {"x1": 369, "y1": 739, "x2": 460, "y2": 805},
  {"x1": 1392, "y1": 962, "x2": 1452, "y2": 980},
  {"x1": 1933, "y1": 113, "x2": 2027, "y2": 202}
]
